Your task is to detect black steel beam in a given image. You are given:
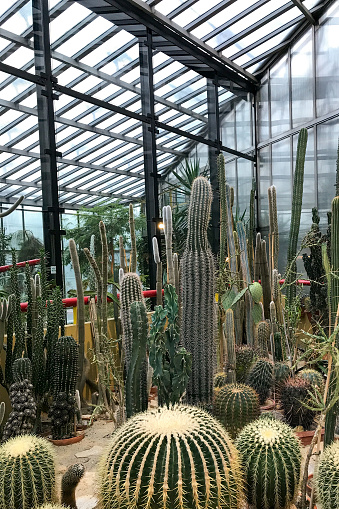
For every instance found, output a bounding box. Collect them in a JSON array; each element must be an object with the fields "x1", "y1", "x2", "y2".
[{"x1": 290, "y1": 0, "x2": 316, "y2": 24}]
